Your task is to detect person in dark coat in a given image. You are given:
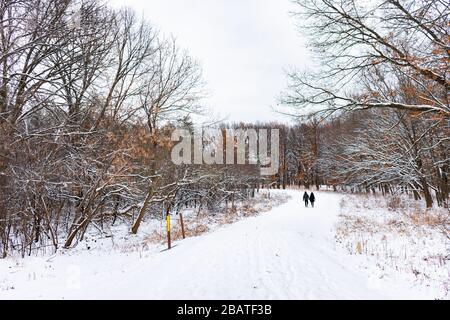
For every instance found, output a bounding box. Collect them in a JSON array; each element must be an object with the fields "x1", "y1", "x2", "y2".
[
  {"x1": 309, "y1": 192, "x2": 315, "y2": 208},
  {"x1": 302, "y1": 191, "x2": 309, "y2": 207}
]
